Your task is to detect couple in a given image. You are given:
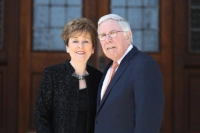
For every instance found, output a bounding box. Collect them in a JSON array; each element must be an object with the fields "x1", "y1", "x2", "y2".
[{"x1": 34, "y1": 14, "x2": 164, "y2": 133}]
